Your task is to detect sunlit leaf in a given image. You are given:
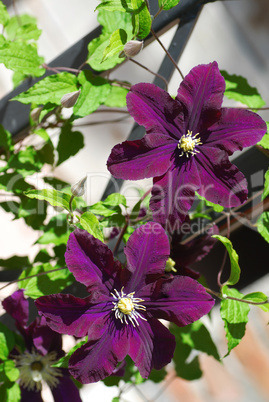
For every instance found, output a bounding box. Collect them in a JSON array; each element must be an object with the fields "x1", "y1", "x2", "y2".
[{"x1": 212, "y1": 235, "x2": 240, "y2": 285}]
